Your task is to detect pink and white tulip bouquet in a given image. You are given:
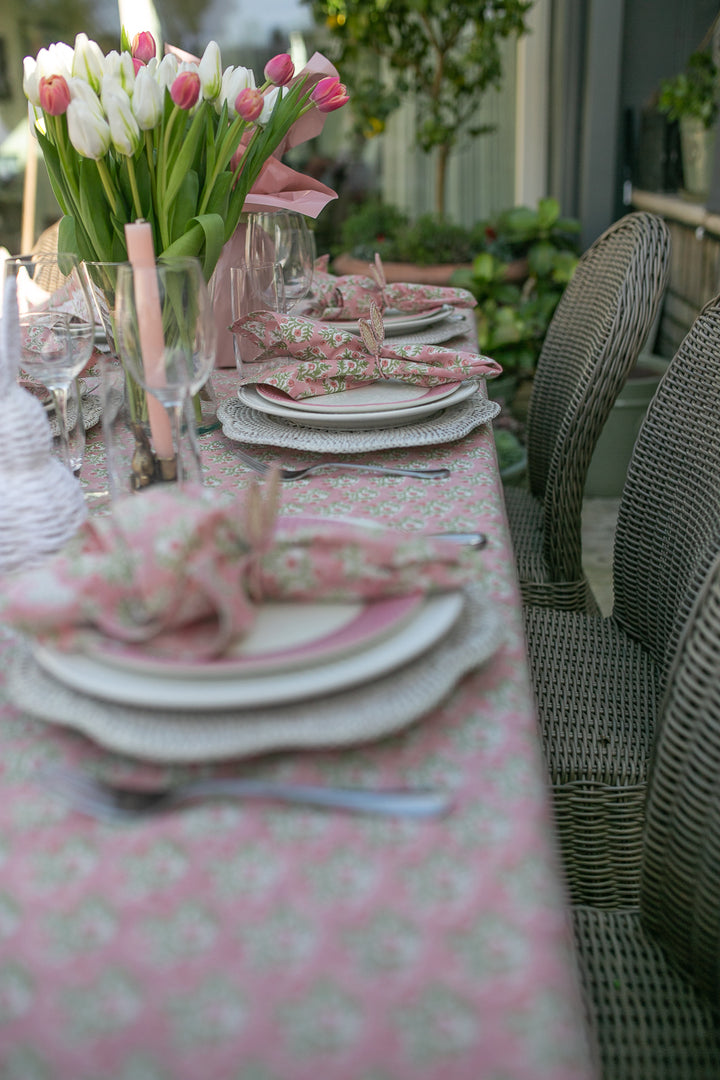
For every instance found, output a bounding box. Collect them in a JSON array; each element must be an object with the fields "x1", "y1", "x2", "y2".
[{"x1": 22, "y1": 31, "x2": 349, "y2": 277}]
